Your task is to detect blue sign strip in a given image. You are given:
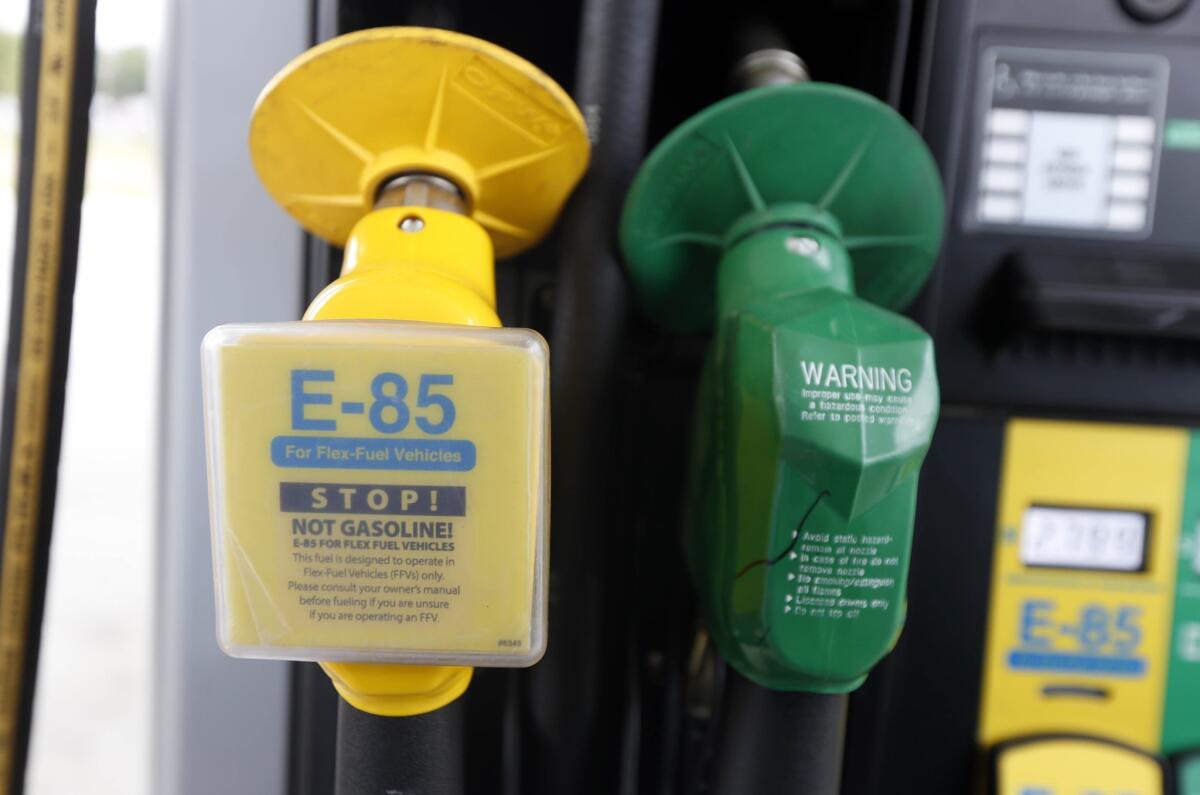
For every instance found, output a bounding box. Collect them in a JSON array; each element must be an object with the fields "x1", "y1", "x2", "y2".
[
  {"x1": 1008, "y1": 650, "x2": 1146, "y2": 676},
  {"x1": 271, "y1": 436, "x2": 476, "y2": 471}
]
